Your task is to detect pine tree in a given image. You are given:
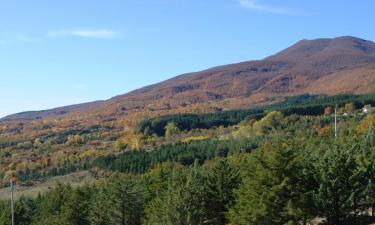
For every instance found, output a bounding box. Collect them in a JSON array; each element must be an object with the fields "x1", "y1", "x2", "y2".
[
  {"x1": 316, "y1": 139, "x2": 361, "y2": 225},
  {"x1": 61, "y1": 187, "x2": 91, "y2": 225},
  {"x1": 32, "y1": 183, "x2": 73, "y2": 225},
  {"x1": 0, "y1": 201, "x2": 11, "y2": 225},
  {"x1": 89, "y1": 188, "x2": 113, "y2": 225},
  {"x1": 144, "y1": 167, "x2": 205, "y2": 225},
  {"x1": 228, "y1": 141, "x2": 317, "y2": 225},
  {"x1": 203, "y1": 159, "x2": 240, "y2": 225},
  {"x1": 107, "y1": 174, "x2": 144, "y2": 225},
  {"x1": 15, "y1": 197, "x2": 37, "y2": 225}
]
